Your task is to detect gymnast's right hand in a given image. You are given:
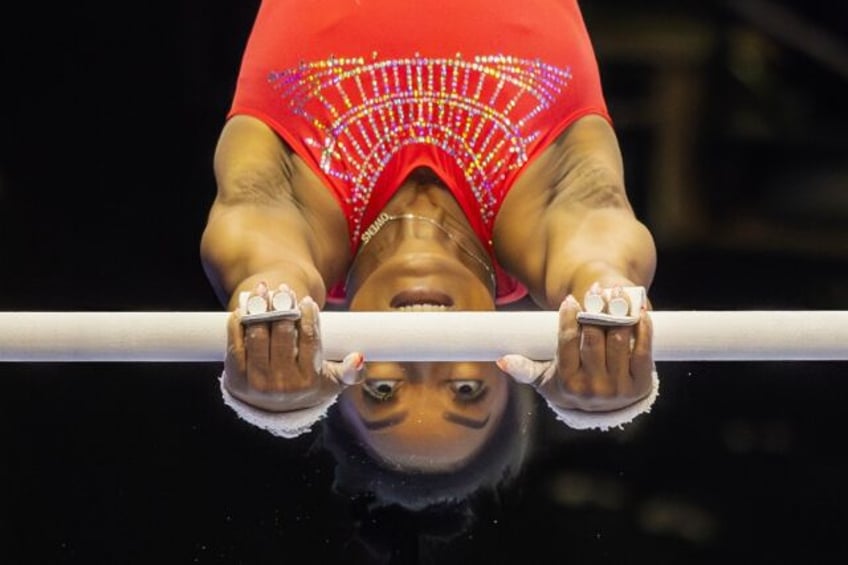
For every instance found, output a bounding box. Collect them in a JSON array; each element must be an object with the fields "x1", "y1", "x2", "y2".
[{"x1": 223, "y1": 282, "x2": 365, "y2": 412}]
